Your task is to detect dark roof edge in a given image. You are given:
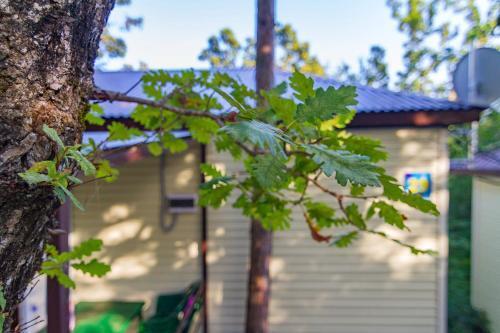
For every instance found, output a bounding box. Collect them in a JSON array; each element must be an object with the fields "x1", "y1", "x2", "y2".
[
  {"x1": 450, "y1": 169, "x2": 500, "y2": 176},
  {"x1": 348, "y1": 108, "x2": 481, "y2": 128},
  {"x1": 87, "y1": 107, "x2": 481, "y2": 132}
]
